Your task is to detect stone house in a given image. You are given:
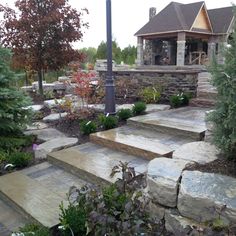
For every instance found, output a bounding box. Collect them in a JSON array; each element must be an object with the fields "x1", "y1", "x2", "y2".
[{"x1": 135, "y1": 1, "x2": 235, "y2": 66}]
